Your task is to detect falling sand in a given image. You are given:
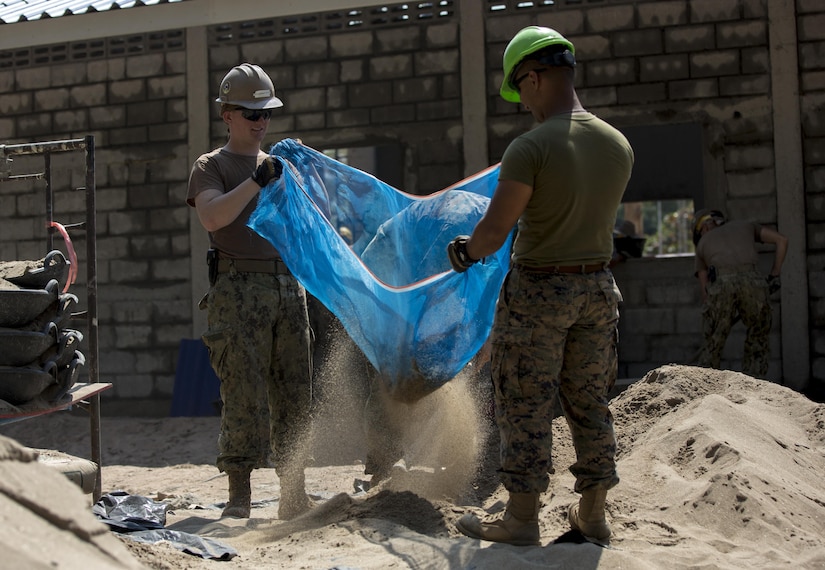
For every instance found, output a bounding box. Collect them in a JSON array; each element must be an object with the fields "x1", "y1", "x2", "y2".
[{"x1": 306, "y1": 322, "x2": 494, "y2": 503}]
